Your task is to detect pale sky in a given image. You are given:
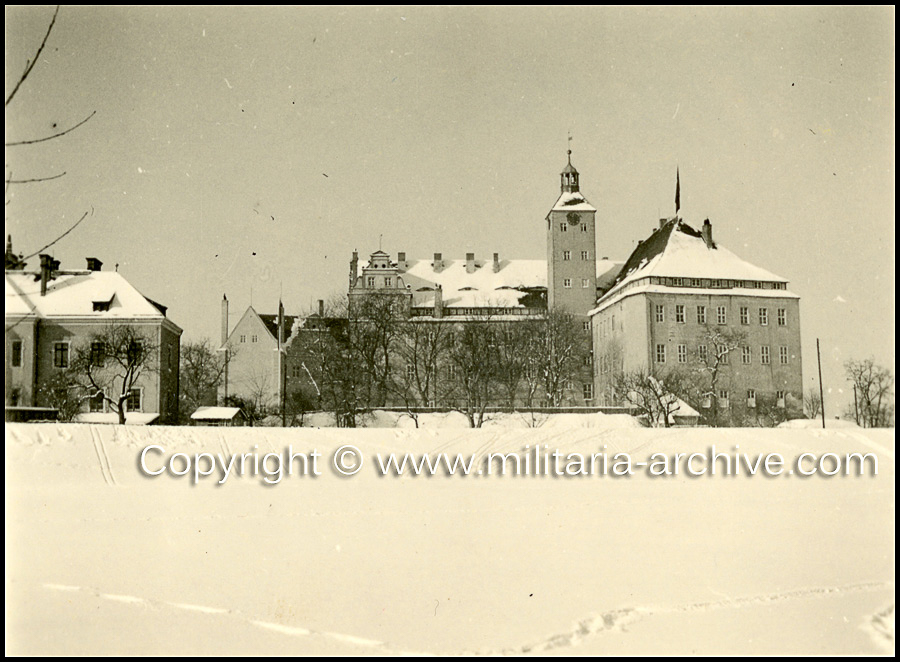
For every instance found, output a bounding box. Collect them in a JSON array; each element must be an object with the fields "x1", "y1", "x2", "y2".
[{"x1": 5, "y1": 6, "x2": 895, "y2": 414}]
